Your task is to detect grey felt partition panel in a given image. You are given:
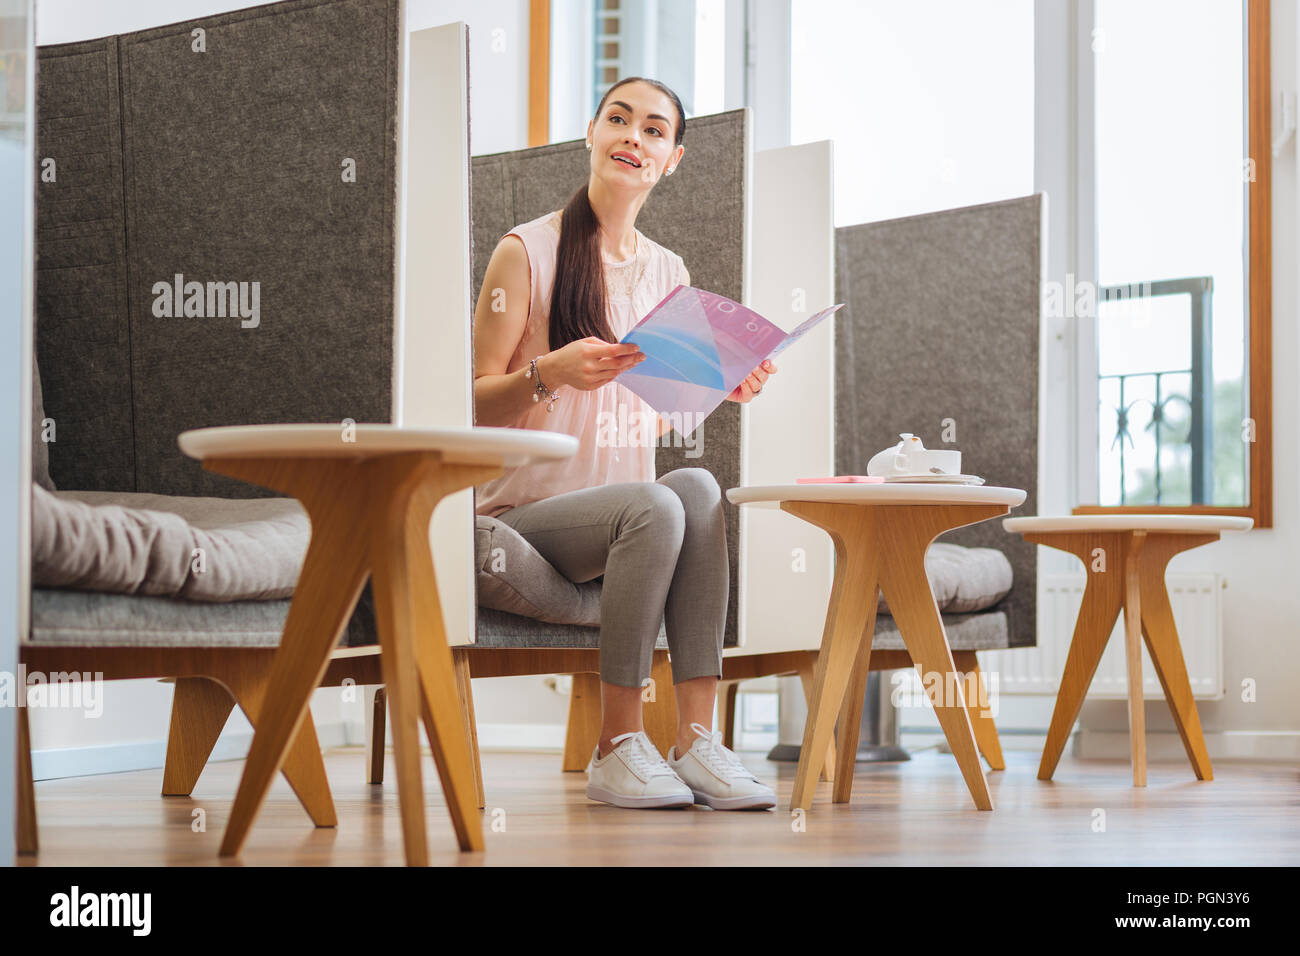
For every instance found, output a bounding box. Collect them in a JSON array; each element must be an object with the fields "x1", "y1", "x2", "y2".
[
  {"x1": 834, "y1": 194, "x2": 1043, "y2": 647},
  {"x1": 470, "y1": 109, "x2": 749, "y2": 649},
  {"x1": 35, "y1": 0, "x2": 400, "y2": 499},
  {"x1": 34, "y1": 38, "x2": 132, "y2": 493}
]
